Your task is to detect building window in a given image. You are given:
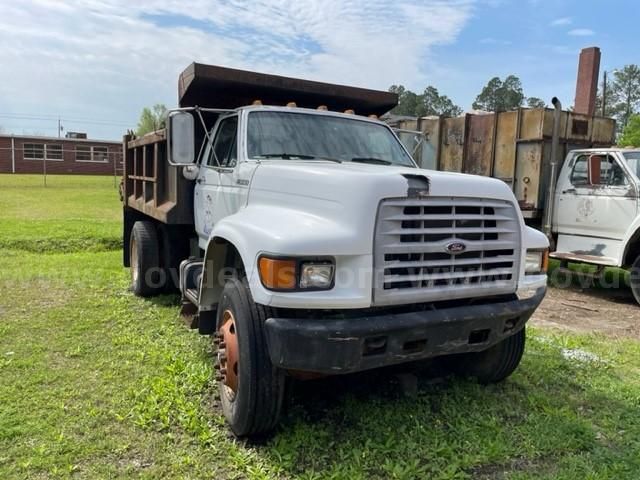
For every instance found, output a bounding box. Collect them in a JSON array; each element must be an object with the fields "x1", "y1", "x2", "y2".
[
  {"x1": 46, "y1": 144, "x2": 63, "y2": 160},
  {"x1": 93, "y1": 146, "x2": 109, "y2": 162},
  {"x1": 24, "y1": 143, "x2": 44, "y2": 160},
  {"x1": 75, "y1": 145, "x2": 109, "y2": 162},
  {"x1": 75, "y1": 146, "x2": 92, "y2": 162}
]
